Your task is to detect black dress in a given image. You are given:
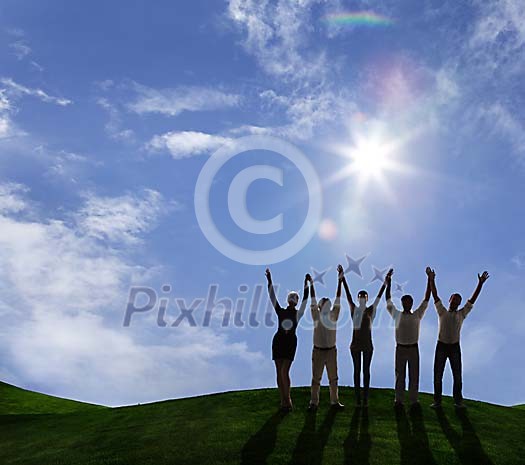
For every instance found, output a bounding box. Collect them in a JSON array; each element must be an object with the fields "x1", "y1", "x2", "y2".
[
  {"x1": 272, "y1": 305, "x2": 298, "y2": 361},
  {"x1": 350, "y1": 305, "x2": 375, "y2": 352}
]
